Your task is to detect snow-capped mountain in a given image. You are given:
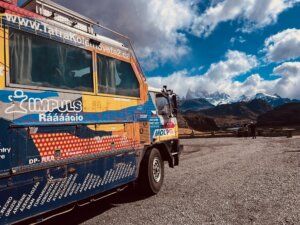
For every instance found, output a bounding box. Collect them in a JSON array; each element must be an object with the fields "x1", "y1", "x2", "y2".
[
  {"x1": 231, "y1": 93, "x2": 280, "y2": 104},
  {"x1": 253, "y1": 93, "x2": 279, "y2": 100},
  {"x1": 186, "y1": 89, "x2": 231, "y2": 106},
  {"x1": 235, "y1": 95, "x2": 250, "y2": 102},
  {"x1": 184, "y1": 90, "x2": 300, "y2": 108},
  {"x1": 250, "y1": 93, "x2": 300, "y2": 107},
  {"x1": 233, "y1": 92, "x2": 300, "y2": 107}
]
